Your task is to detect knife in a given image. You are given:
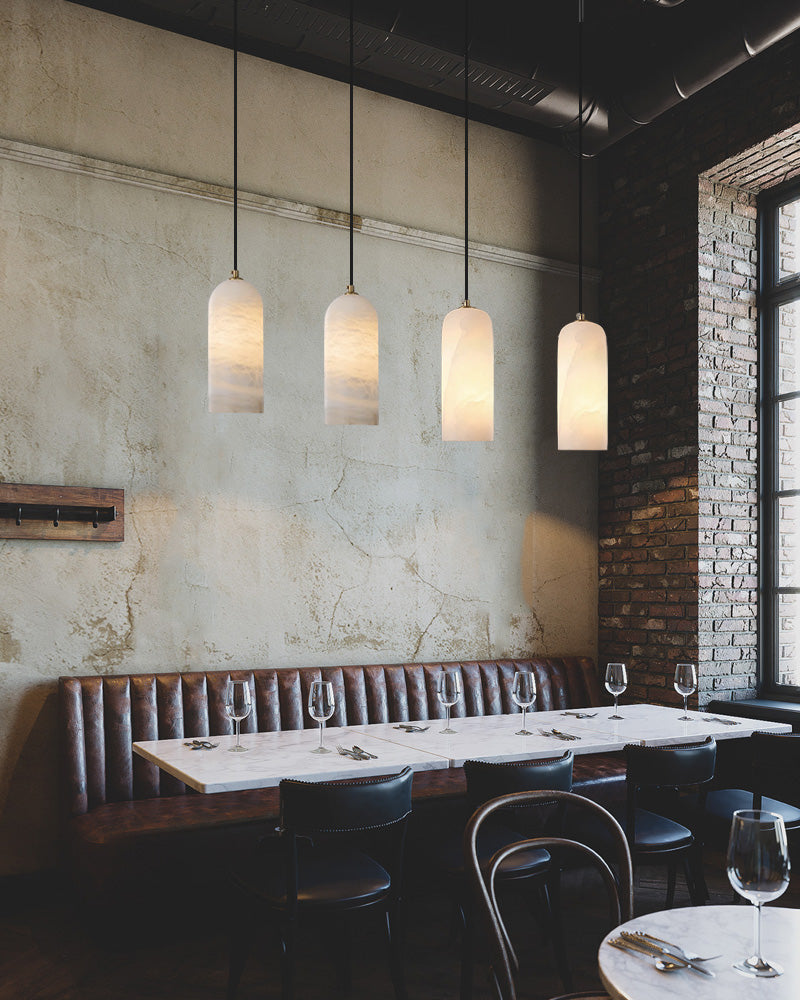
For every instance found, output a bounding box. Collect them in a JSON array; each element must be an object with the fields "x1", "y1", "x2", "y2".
[{"x1": 620, "y1": 932, "x2": 715, "y2": 976}]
